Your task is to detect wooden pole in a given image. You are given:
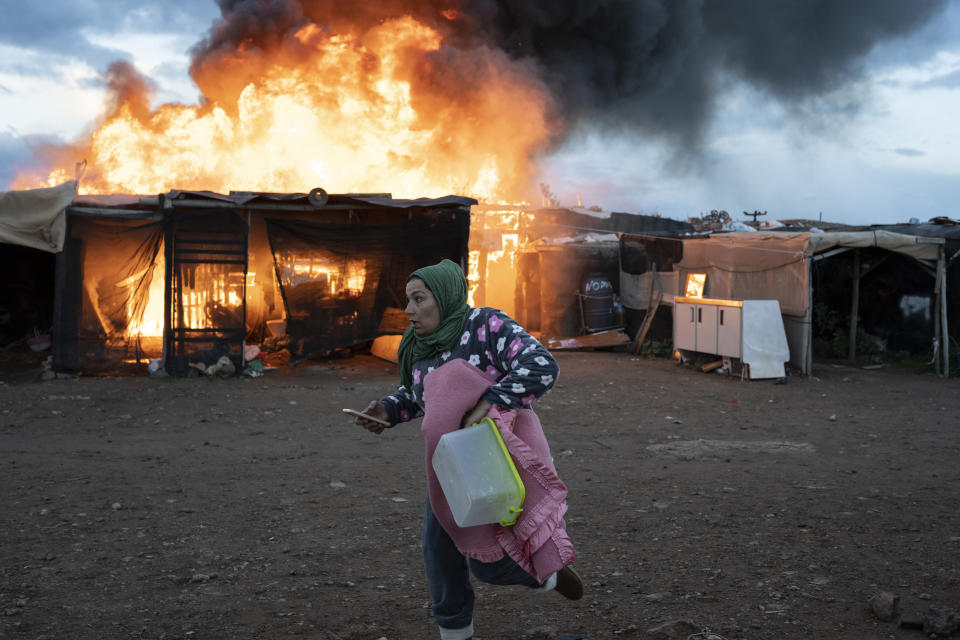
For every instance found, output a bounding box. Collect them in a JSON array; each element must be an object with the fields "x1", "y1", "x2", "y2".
[
  {"x1": 805, "y1": 253, "x2": 813, "y2": 376},
  {"x1": 161, "y1": 196, "x2": 172, "y2": 369},
  {"x1": 476, "y1": 250, "x2": 488, "y2": 308},
  {"x1": 940, "y1": 244, "x2": 949, "y2": 377},
  {"x1": 631, "y1": 264, "x2": 661, "y2": 355},
  {"x1": 848, "y1": 249, "x2": 860, "y2": 362}
]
